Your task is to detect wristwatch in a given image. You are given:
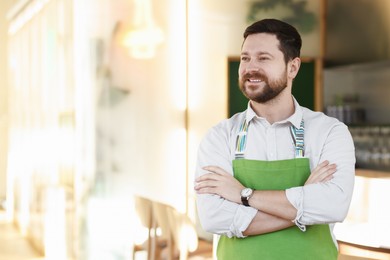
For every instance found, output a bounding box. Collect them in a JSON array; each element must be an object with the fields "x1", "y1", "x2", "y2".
[{"x1": 240, "y1": 187, "x2": 253, "y2": 206}]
